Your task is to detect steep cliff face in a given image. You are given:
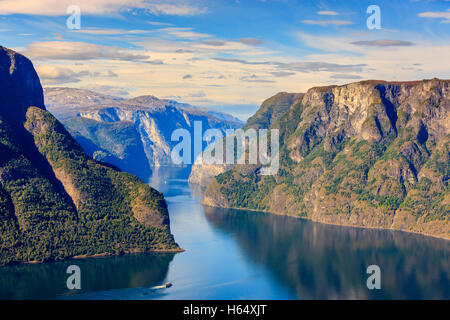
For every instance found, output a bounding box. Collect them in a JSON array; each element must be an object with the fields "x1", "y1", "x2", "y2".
[
  {"x1": 0, "y1": 46, "x2": 179, "y2": 265},
  {"x1": 0, "y1": 46, "x2": 44, "y2": 123},
  {"x1": 244, "y1": 92, "x2": 304, "y2": 130},
  {"x1": 189, "y1": 92, "x2": 303, "y2": 186},
  {"x1": 44, "y1": 88, "x2": 243, "y2": 178},
  {"x1": 203, "y1": 79, "x2": 449, "y2": 239},
  {"x1": 78, "y1": 103, "x2": 242, "y2": 167},
  {"x1": 62, "y1": 117, "x2": 151, "y2": 179}
]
